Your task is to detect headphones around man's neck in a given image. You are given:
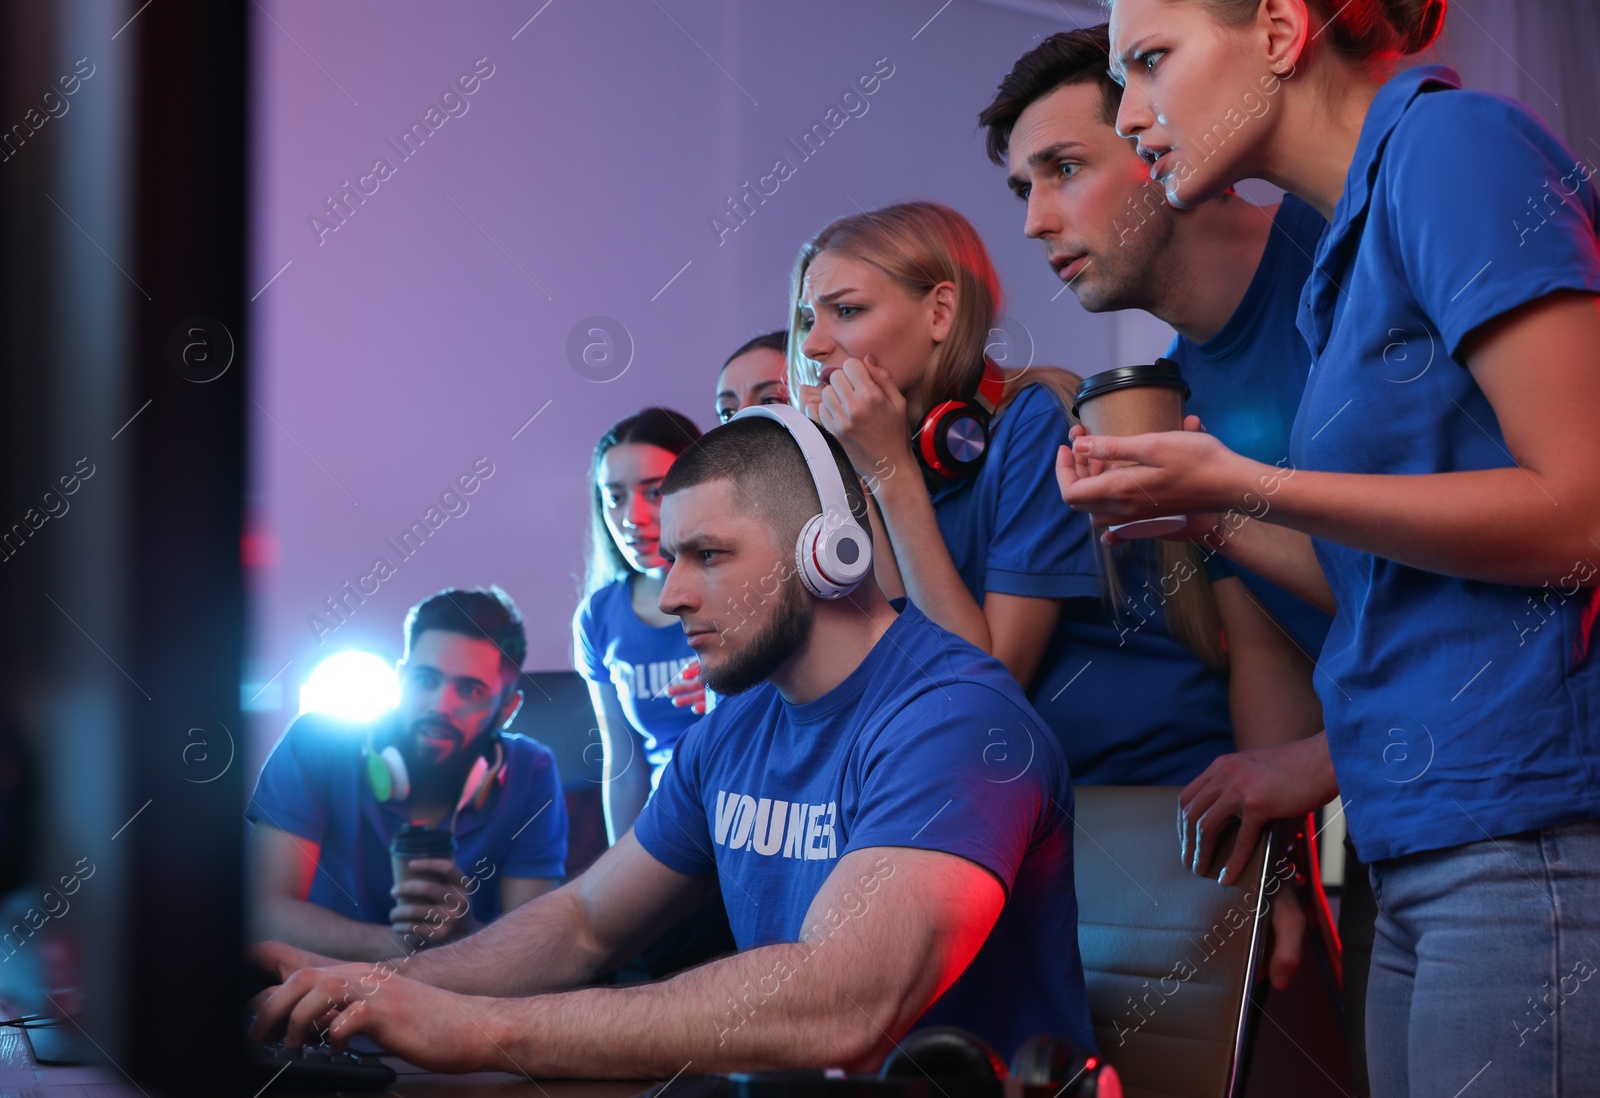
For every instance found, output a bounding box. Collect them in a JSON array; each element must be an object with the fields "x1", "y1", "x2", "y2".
[
  {"x1": 364, "y1": 720, "x2": 506, "y2": 818},
  {"x1": 731, "y1": 404, "x2": 873, "y2": 600},
  {"x1": 915, "y1": 359, "x2": 1007, "y2": 479}
]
